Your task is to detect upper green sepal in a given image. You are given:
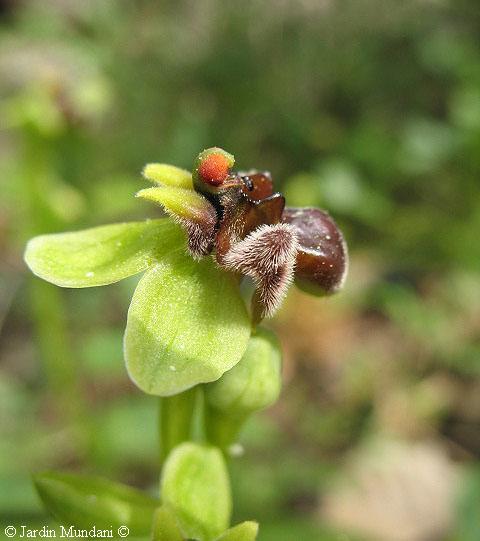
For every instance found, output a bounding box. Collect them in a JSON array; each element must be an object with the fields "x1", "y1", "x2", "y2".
[
  {"x1": 24, "y1": 219, "x2": 184, "y2": 288},
  {"x1": 160, "y1": 443, "x2": 231, "y2": 541},
  {"x1": 136, "y1": 186, "x2": 216, "y2": 223},
  {"x1": 143, "y1": 163, "x2": 193, "y2": 190},
  {"x1": 34, "y1": 471, "x2": 159, "y2": 537},
  {"x1": 215, "y1": 522, "x2": 259, "y2": 541},
  {"x1": 124, "y1": 250, "x2": 251, "y2": 396},
  {"x1": 205, "y1": 327, "x2": 282, "y2": 415}
]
